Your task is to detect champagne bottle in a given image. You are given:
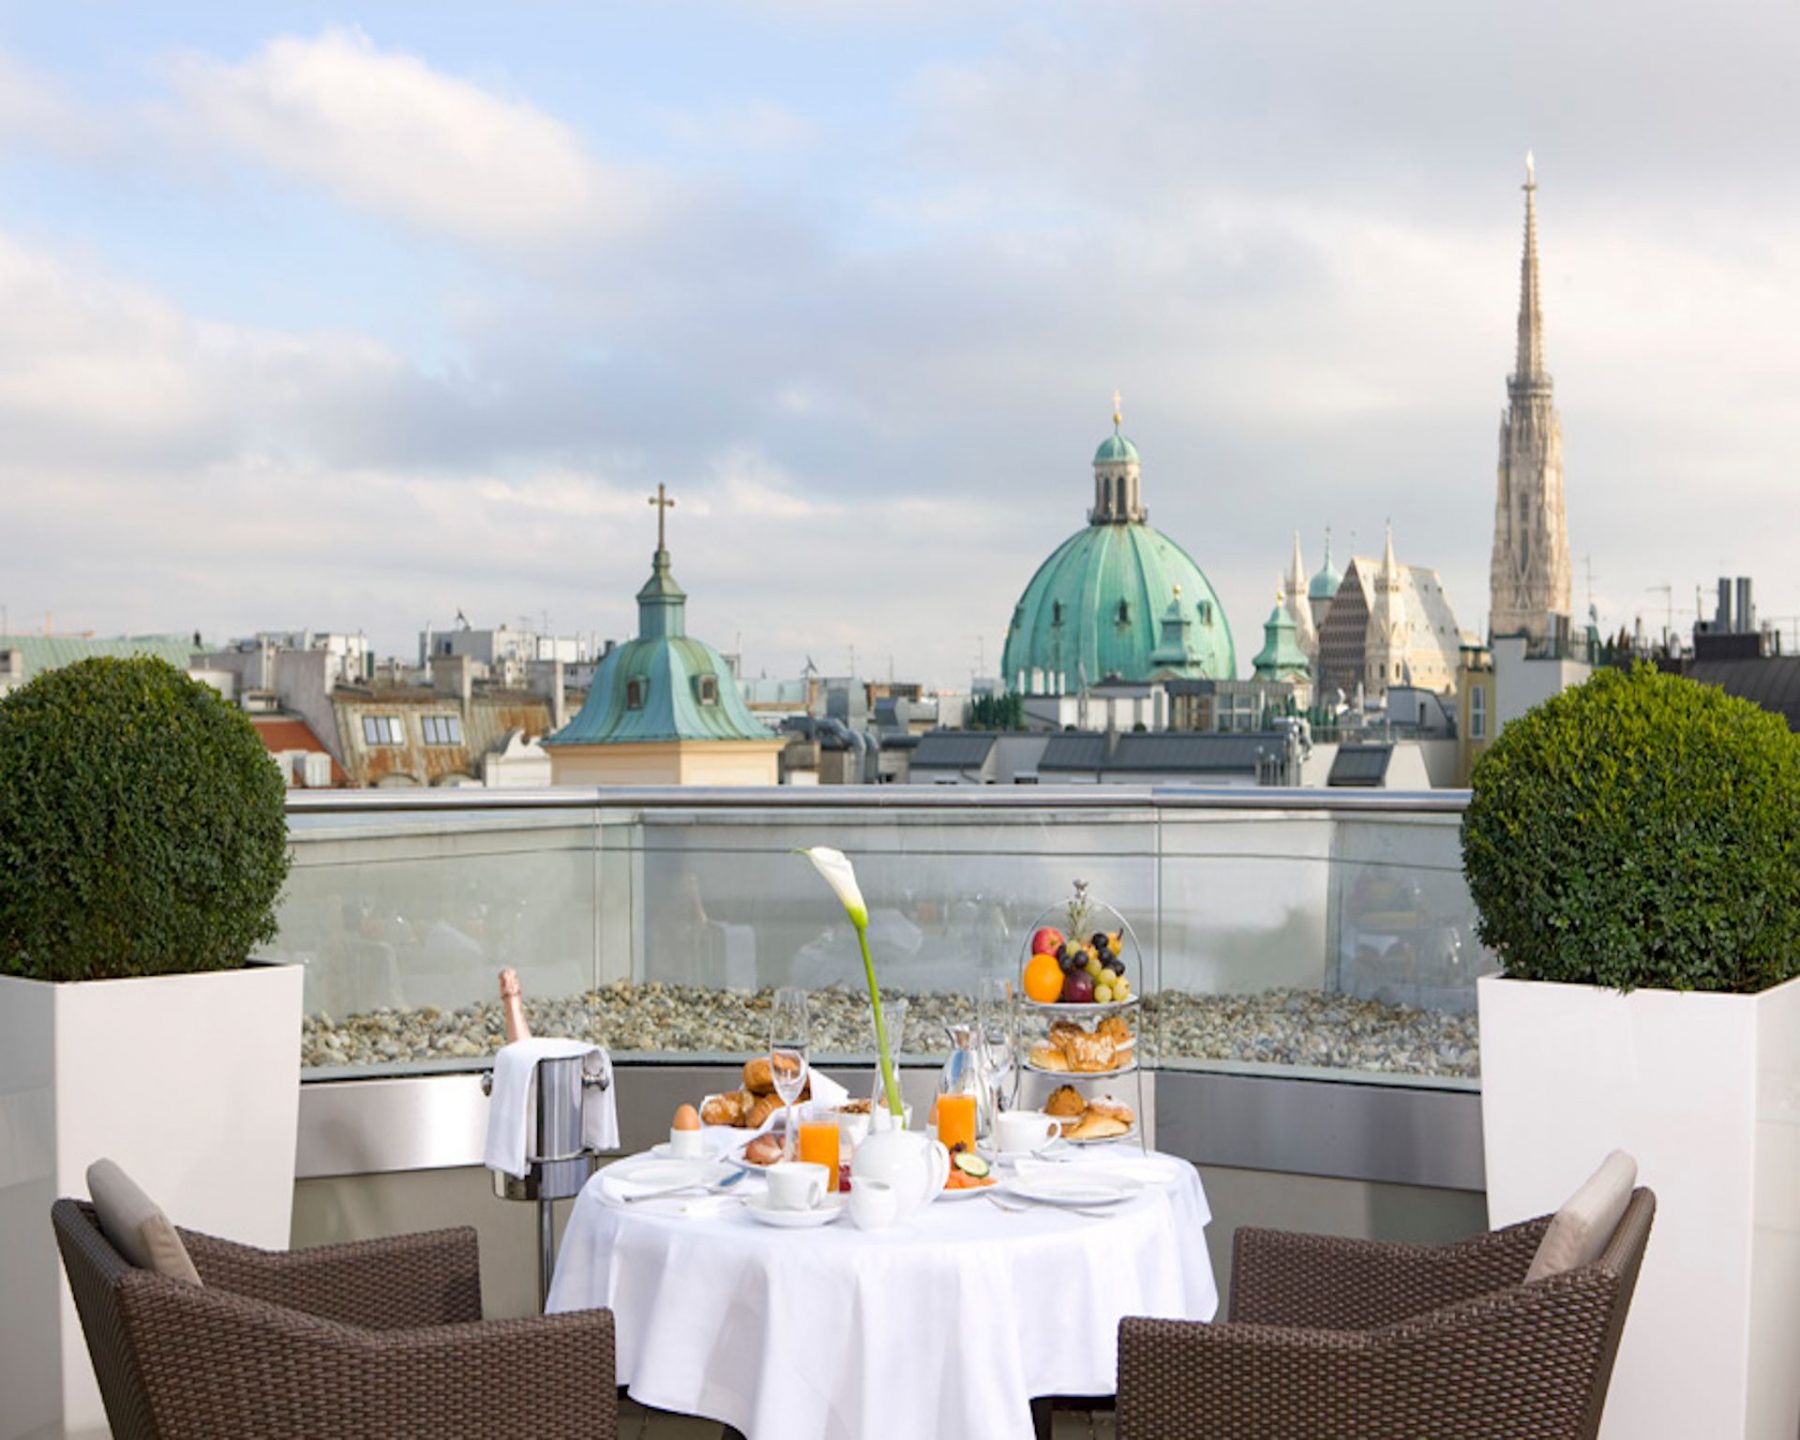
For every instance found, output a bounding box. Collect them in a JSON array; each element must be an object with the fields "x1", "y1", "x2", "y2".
[{"x1": 499, "y1": 968, "x2": 532, "y2": 1044}]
